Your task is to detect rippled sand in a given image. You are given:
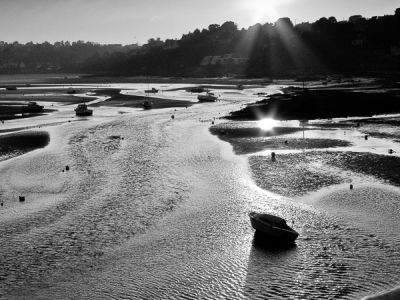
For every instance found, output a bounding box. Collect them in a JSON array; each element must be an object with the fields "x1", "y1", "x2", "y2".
[{"x1": 1, "y1": 82, "x2": 400, "y2": 299}]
